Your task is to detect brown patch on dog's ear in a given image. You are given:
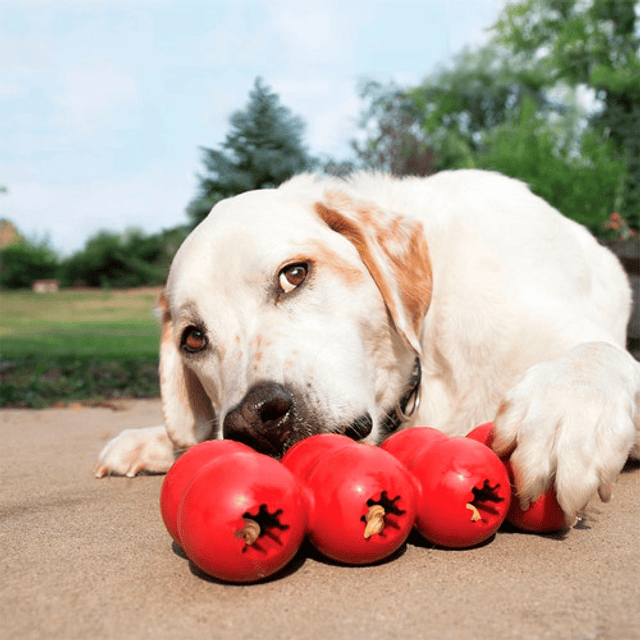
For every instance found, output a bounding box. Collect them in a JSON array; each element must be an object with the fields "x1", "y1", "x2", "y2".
[
  {"x1": 305, "y1": 241, "x2": 364, "y2": 288},
  {"x1": 314, "y1": 192, "x2": 432, "y2": 355},
  {"x1": 158, "y1": 290, "x2": 215, "y2": 448}
]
